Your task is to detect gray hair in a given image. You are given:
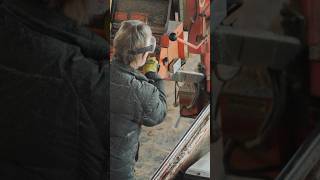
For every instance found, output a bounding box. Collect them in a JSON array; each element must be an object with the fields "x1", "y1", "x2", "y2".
[{"x1": 113, "y1": 20, "x2": 152, "y2": 65}]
